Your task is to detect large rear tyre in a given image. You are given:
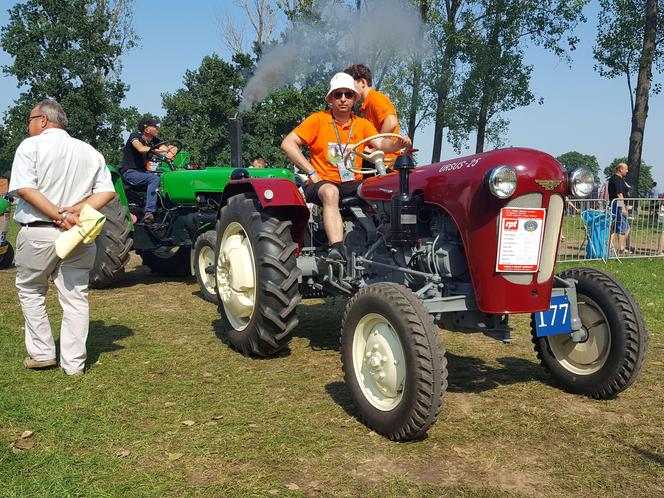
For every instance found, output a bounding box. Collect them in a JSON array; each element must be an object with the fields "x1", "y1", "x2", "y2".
[
  {"x1": 0, "y1": 242, "x2": 14, "y2": 269},
  {"x1": 194, "y1": 230, "x2": 217, "y2": 303},
  {"x1": 531, "y1": 268, "x2": 648, "y2": 399},
  {"x1": 139, "y1": 246, "x2": 191, "y2": 277},
  {"x1": 90, "y1": 197, "x2": 132, "y2": 288},
  {"x1": 340, "y1": 283, "x2": 446, "y2": 441},
  {"x1": 215, "y1": 193, "x2": 301, "y2": 357}
]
